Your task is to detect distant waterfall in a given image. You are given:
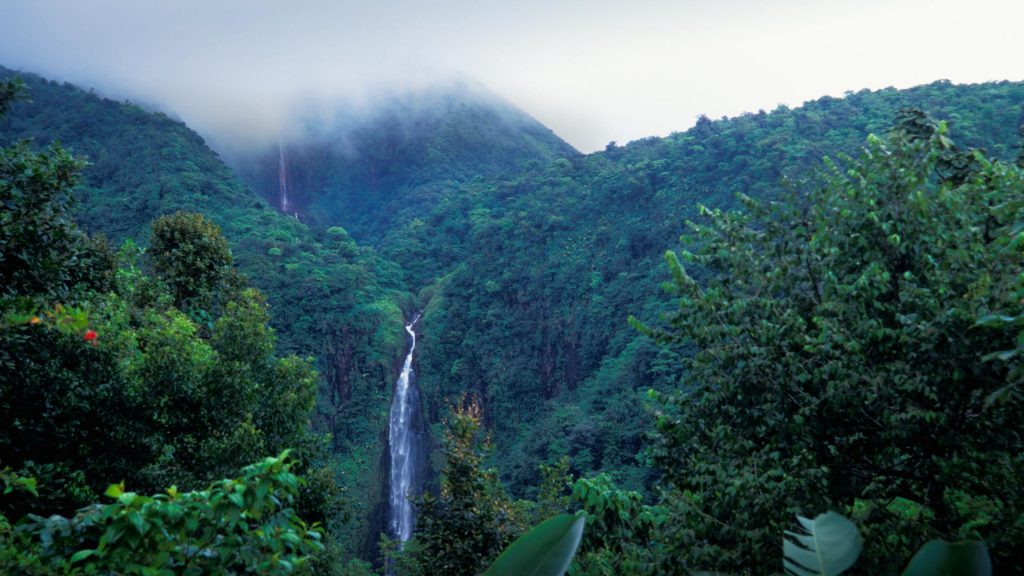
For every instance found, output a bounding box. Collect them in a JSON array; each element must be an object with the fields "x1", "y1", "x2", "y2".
[
  {"x1": 388, "y1": 314, "x2": 422, "y2": 546},
  {"x1": 277, "y1": 144, "x2": 289, "y2": 213}
]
